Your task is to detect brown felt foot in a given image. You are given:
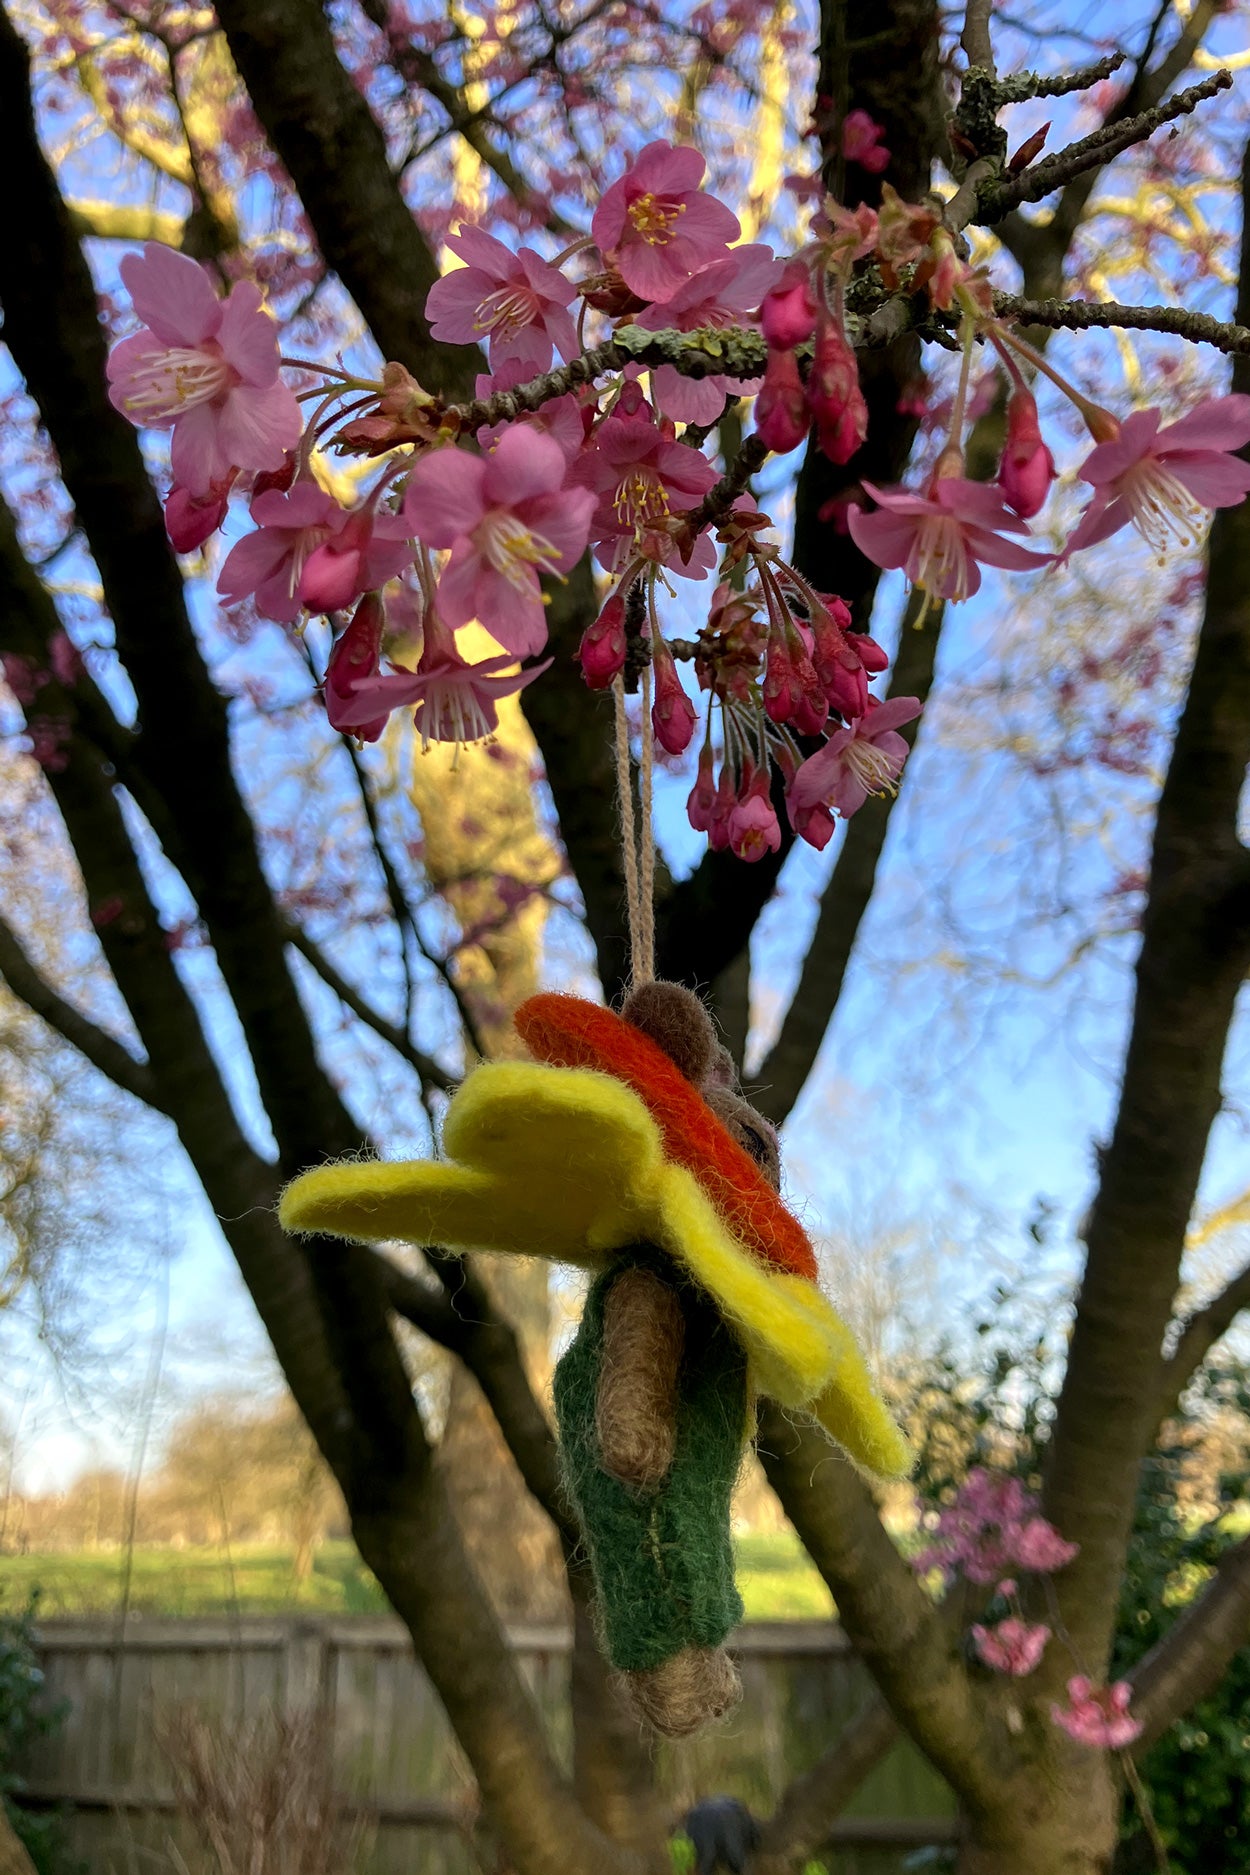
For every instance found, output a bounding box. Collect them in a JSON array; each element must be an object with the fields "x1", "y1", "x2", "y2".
[{"x1": 623, "y1": 1646, "x2": 742, "y2": 1738}]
